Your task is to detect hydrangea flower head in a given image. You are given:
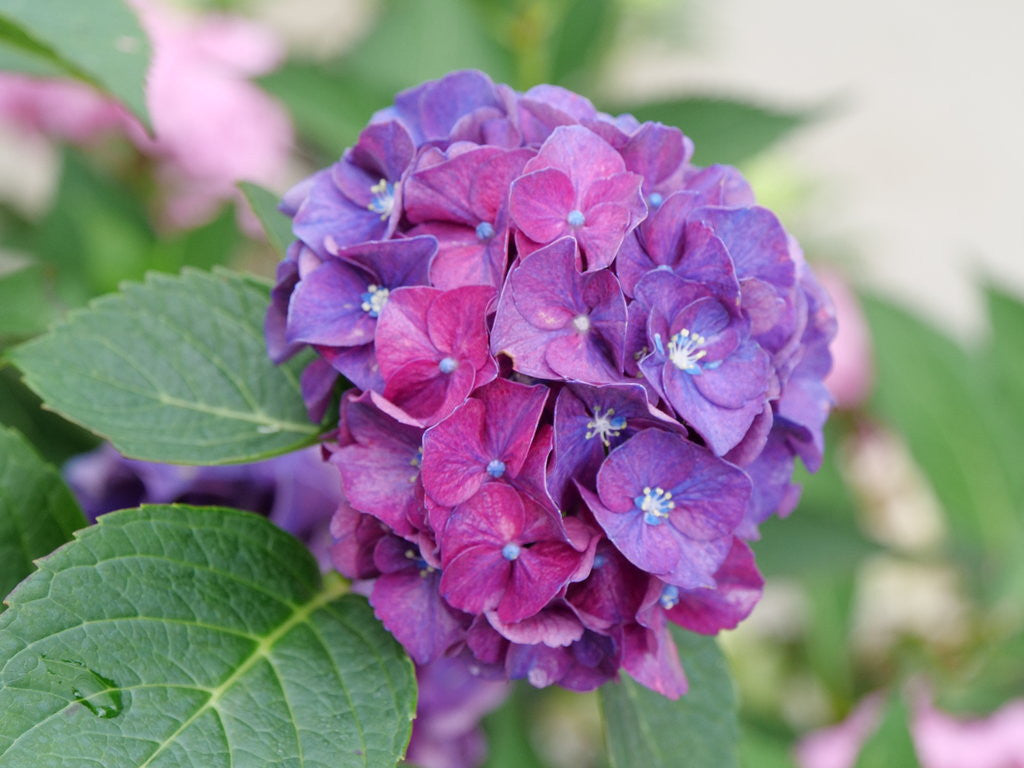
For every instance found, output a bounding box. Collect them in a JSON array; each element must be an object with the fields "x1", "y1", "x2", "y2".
[{"x1": 267, "y1": 69, "x2": 837, "y2": 699}]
